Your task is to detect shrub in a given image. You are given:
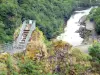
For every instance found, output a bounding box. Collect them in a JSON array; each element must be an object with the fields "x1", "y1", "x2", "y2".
[{"x1": 89, "y1": 43, "x2": 100, "y2": 63}]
